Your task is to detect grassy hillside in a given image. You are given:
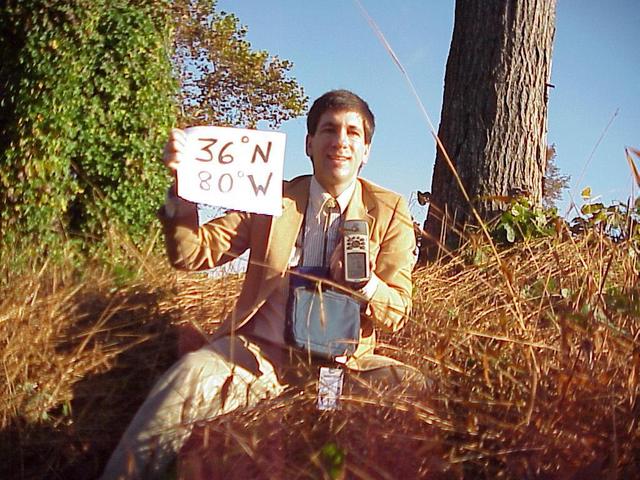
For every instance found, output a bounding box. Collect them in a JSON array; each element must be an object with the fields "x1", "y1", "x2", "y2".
[{"x1": 1, "y1": 223, "x2": 638, "y2": 478}]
